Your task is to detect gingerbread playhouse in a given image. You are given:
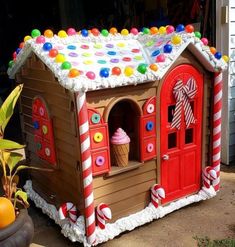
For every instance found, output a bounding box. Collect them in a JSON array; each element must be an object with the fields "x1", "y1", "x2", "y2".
[{"x1": 7, "y1": 25, "x2": 228, "y2": 246}]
